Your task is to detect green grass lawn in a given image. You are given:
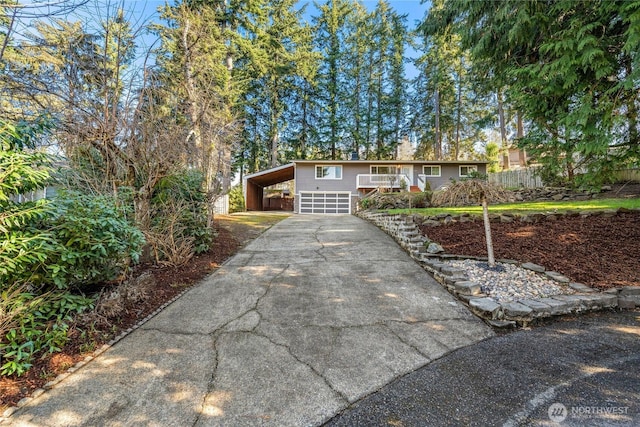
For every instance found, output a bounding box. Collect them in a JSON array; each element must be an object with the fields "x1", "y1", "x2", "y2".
[{"x1": 386, "y1": 197, "x2": 640, "y2": 216}]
